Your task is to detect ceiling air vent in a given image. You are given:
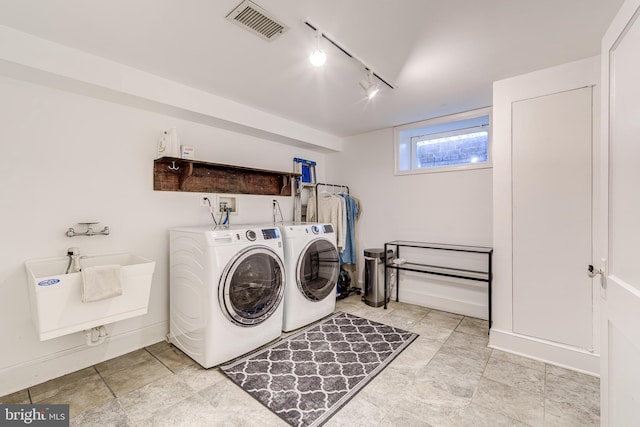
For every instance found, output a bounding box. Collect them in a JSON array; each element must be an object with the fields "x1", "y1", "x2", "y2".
[{"x1": 226, "y1": 0, "x2": 289, "y2": 42}]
